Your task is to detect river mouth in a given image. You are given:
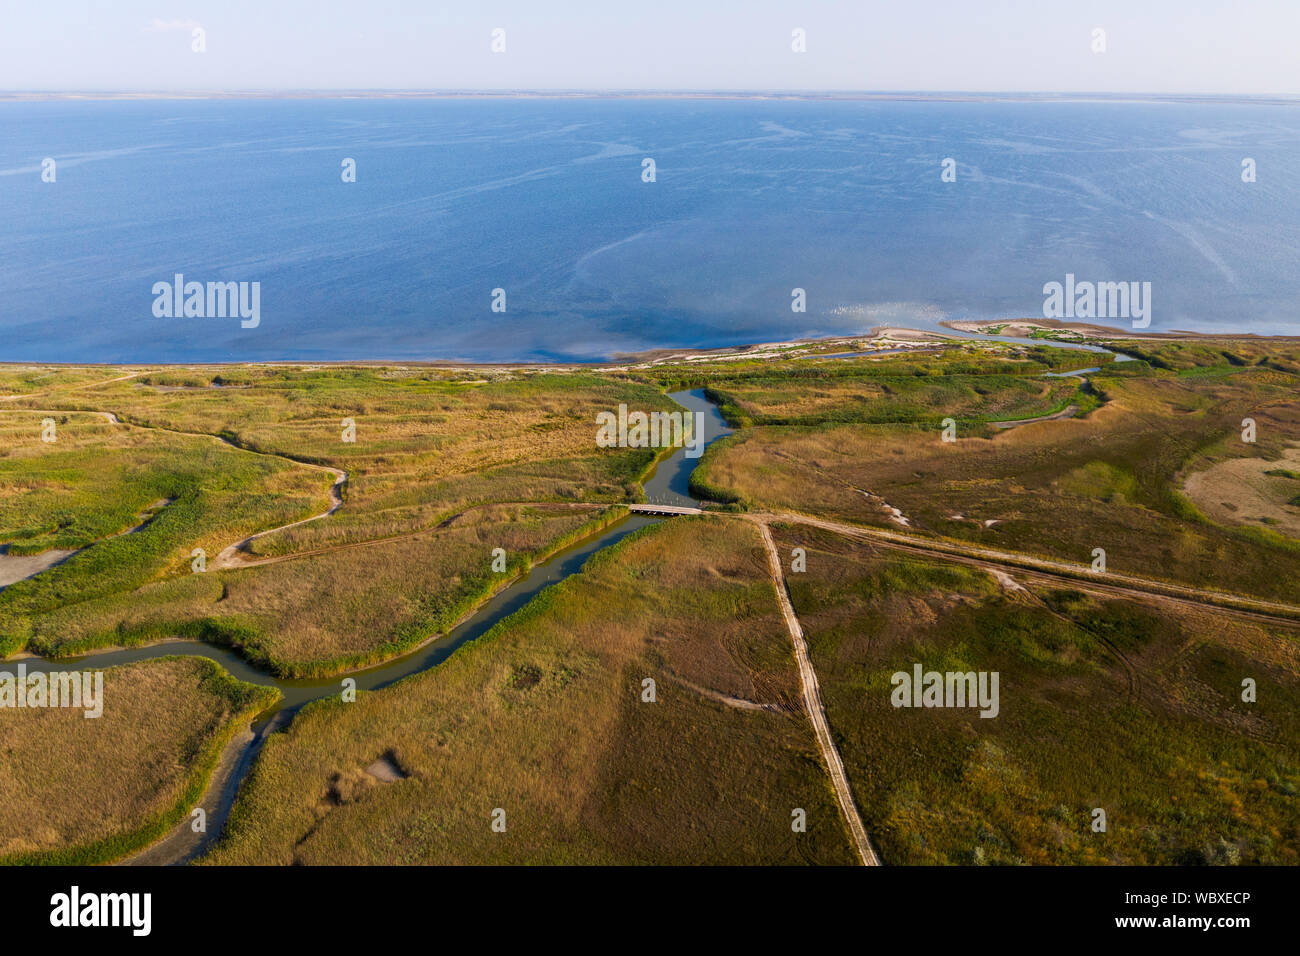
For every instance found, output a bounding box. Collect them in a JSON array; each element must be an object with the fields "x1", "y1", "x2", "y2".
[{"x1": 638, "y1": 388, "x2": 734, "y2": 507}]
